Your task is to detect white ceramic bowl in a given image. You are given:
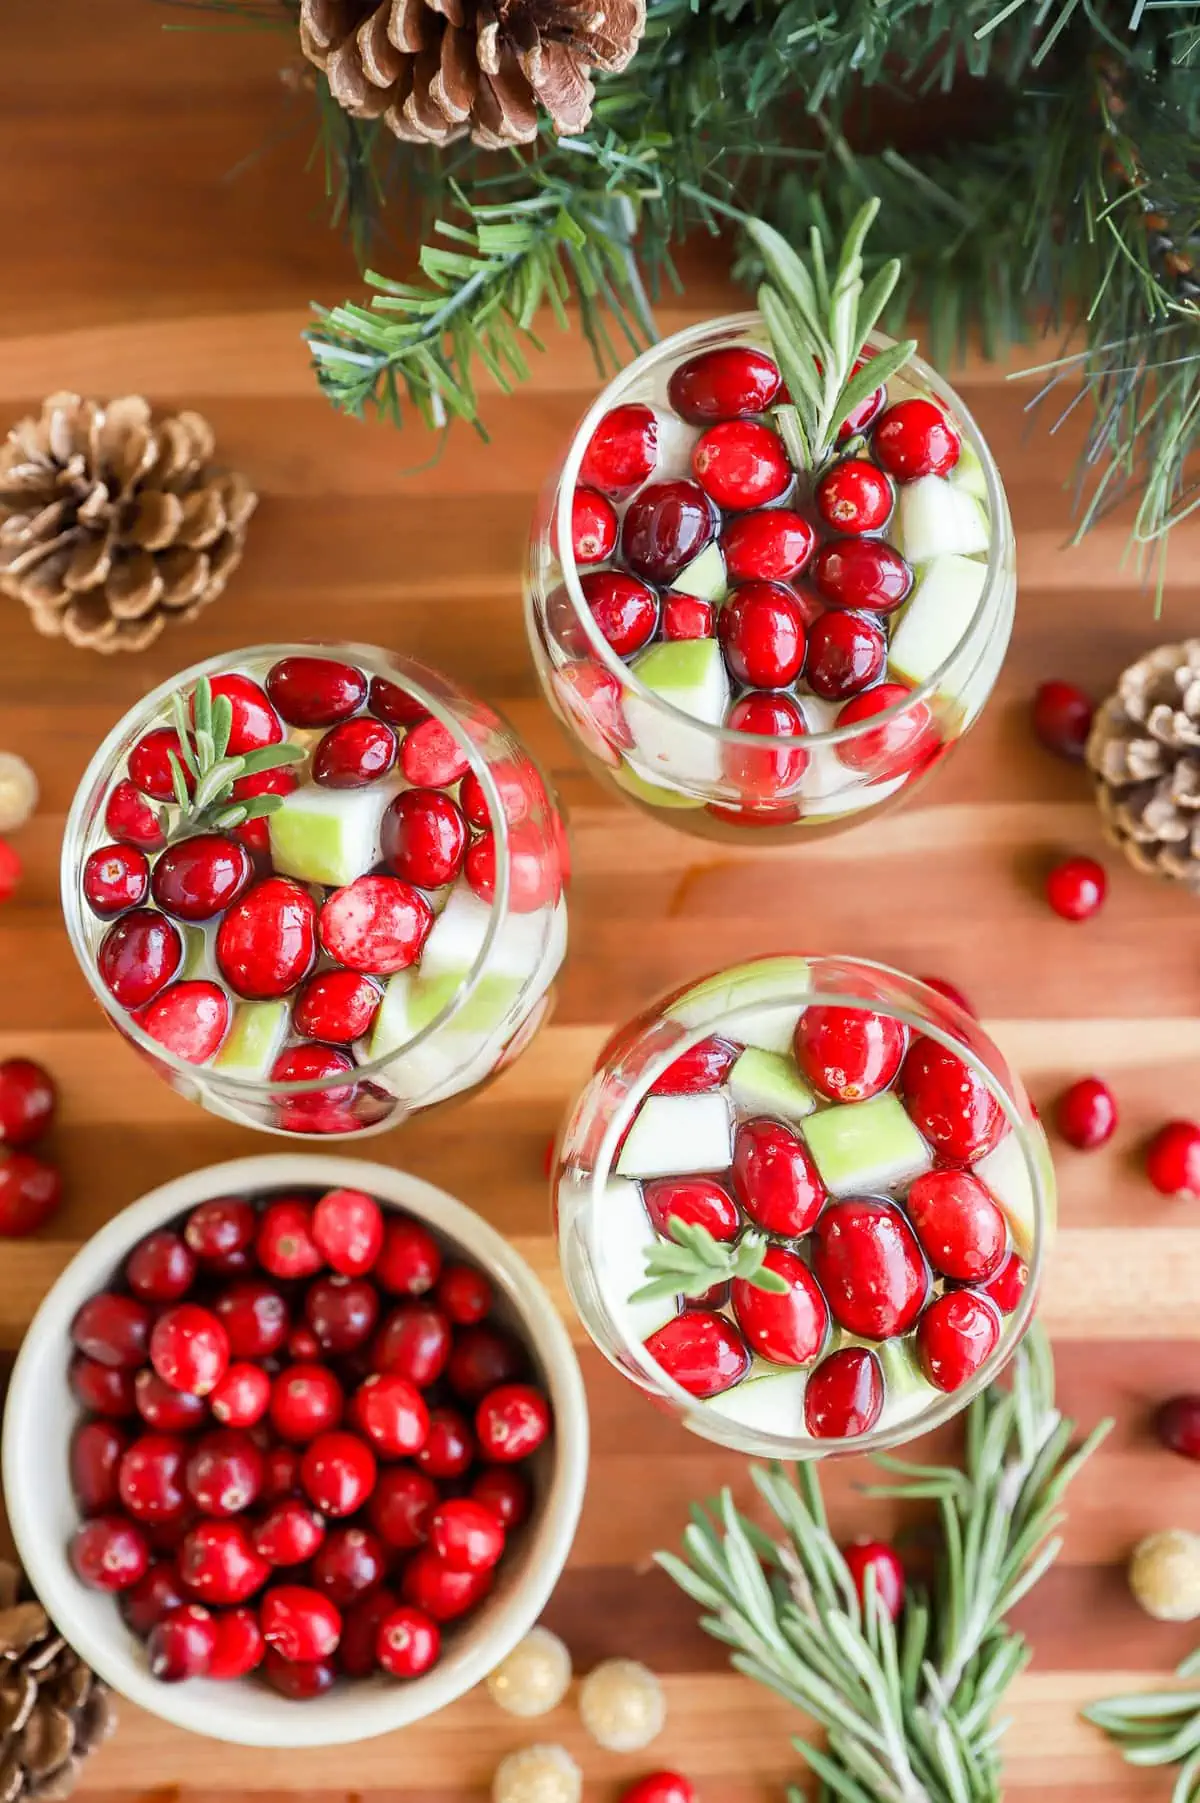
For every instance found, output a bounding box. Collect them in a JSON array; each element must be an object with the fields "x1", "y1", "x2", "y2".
[{"x1": 2, "y1": 1154, "x2": 589, "y2": 1748}]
